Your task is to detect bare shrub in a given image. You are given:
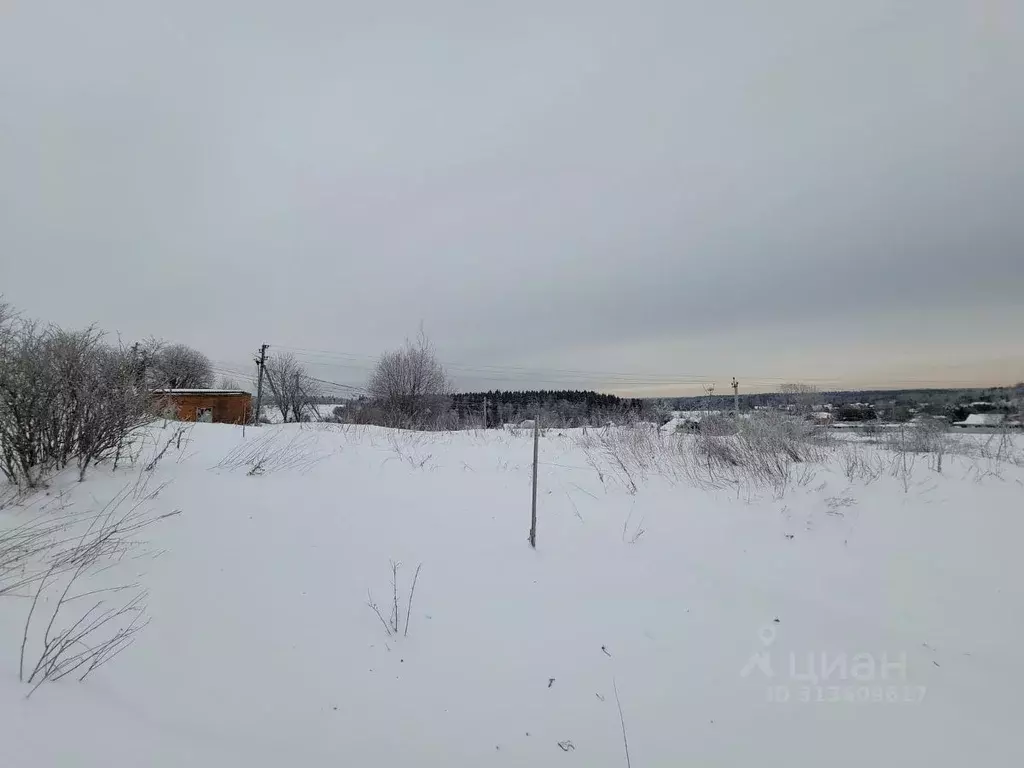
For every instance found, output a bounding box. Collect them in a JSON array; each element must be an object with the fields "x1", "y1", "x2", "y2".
[
  {"x1": 21, "y1": 570, "x2": 149, "y2": 695},
  {"x1": 881, "y1": 420, "x2": 947, "y2": 455},
  {"x1": 686, "y1": 413, "x2": 830, "y2": 494},
  {"x1": 210, "y1": 428, "x2": 325, "y2": 475},
  {"x1": 575, "y1": 413, "x2": 830, "y2": 497},
  {"x1": 0, "y1": 317, "x2": 154, "y2": 487},
  {"x1": 144, "y1": 424, "x2": 190, "y2": 472},
  {"x1": 698, "y1": 414, "x2": 739, "y2": 437},
  {"x1": 384, "y1": 430, "x2": 436, "y2": 469},
  {"x1": 576, "y1": 423, "x2": 678, "y2": 490},
  {"x1": 837, "y1": 443, "x2": 884, "y2": 484},
  {"x1": 0, "y1": 320, "x2": 54, "y2": 486},
  {"x1": 10, "y1": 481, "x2": 179, "y2": 694},
  {"x1": 622, "y1": 506, "x2": 646, "y2": 543},
  {"x1": 367, "y1": 560, "x2": 423, "y2": 638},
  {"x1": 578, "y1": 432, "x2": 636, "y2": 492},
  {"x1": 366, "y1": 327, "x2": 452, "y2": 429},
  {"x1": 738, "y1": 412, "x2": 829, "y2": 459},
  {"x1": 889, "y1": 447, "x2": 916, "y2": 494},
  {"x1": 76, "y1": 345, "x2": 152, "y2": 480},
  {"x1": 978, "y1": 427, "x2": 1023, "y2": 466},
  {"x1": 1, "y1": 506, "x2": 80, "y2": 598}
]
